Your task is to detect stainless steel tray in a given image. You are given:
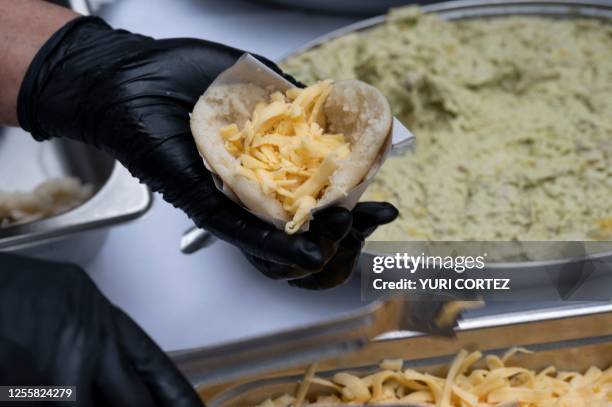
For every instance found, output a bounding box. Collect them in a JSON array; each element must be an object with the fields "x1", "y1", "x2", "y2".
[
  {"x1": 0, "y1": 128, "x2": 151, "y2": 250},
  {"x1": 0, "y1": 0, "x2": 151, "y2": 260},
  {"x1": 193, "y1": 302, "x2": 612, "y2": 406},
  {"x1": 280, "y1": 0, "x2": 612, "y2": 274}
]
